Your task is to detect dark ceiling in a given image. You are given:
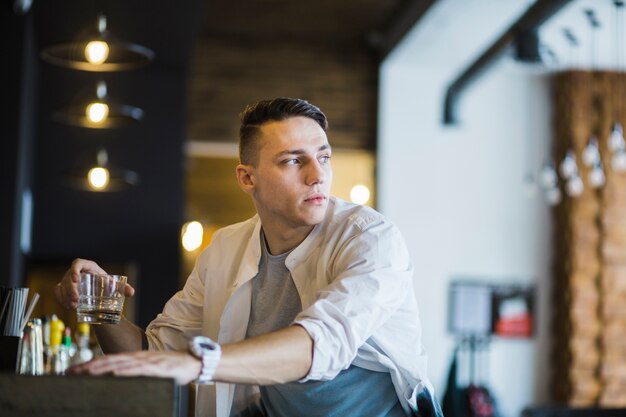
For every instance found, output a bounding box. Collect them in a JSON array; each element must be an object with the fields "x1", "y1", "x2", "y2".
[
  {"x1": 29, "y1": 0, "x2": 435, "y2": 70},
  {"x1": 202, "y1": 0, "x2": 437, "y2": 59},
  {"x1": 201, "y1": 0, "x2": 407, "y2": 48}
]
